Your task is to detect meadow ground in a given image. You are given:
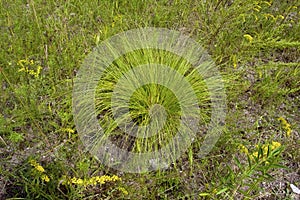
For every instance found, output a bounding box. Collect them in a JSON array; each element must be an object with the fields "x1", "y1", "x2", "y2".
[{"x1": 0, "y1": 0, "x2": 299, "y2": 199}]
